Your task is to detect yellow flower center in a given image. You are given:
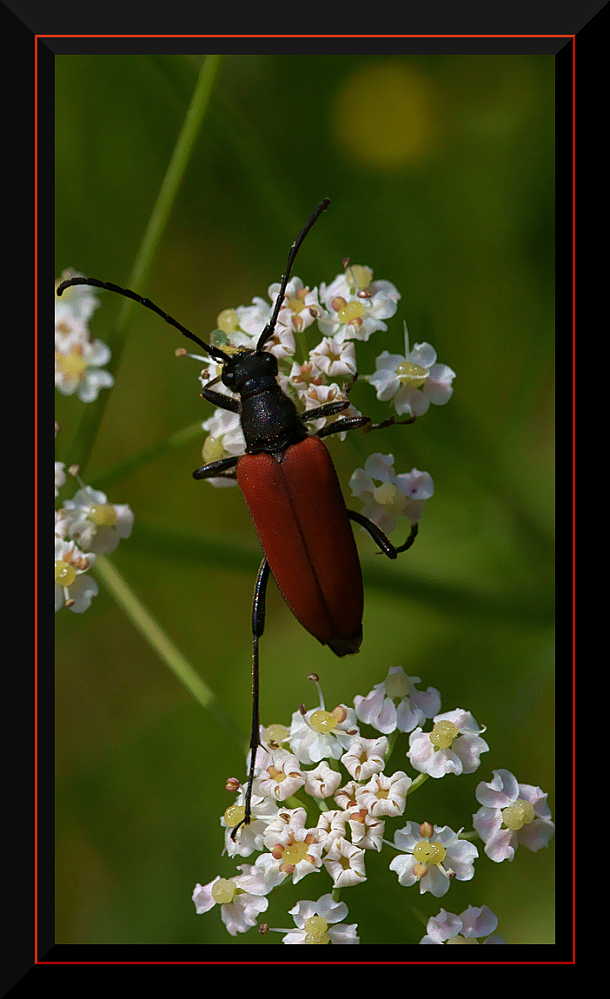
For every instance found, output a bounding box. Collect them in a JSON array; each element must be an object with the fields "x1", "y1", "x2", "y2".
[
  {"x1": 304, "y1": 916, "x2": 330, "y2": 944},
  {"x1": 264, "y1": 723, "x2": 290, "y2": 746},
  {"x1": 396, "y1": 360, "x2": 428, "y2": 388},
  {"x1": 287, "y1": 287, "x2": 310, "y2": 313},
  {"x1": 211, "y1": 878, "x2": 236, "y2": 904},
  {"x1": 223, "y1": 804, "x2": 245, "y2": 828},
  {"x1": 335, "y1": 299, "x2": 365, "y2": 325},
  {"x1": 412, "y1": 840, "x2": 446, "y2": 865},
  {"x1": 56, "y1": 349, "x2": 87, "y2": 378},
  {"x1": 216, "y1": 308, "x2": 240, "y2": 334},
  {"x1": 502, "y1": 799, "x2": 536, "y2": 830},
  {"x1": 347, "y1": 265, "x2": 373, "y2": 292},
  {"x1": 310, "y1": 709, "x2": 337, "y2": 733},
  {"x1": 372, "y1": 483, "x2": 408, "y2": 516},
  {"x1": 88, "y1": 503, "x2": 117, "y2": 527},
  {"x1": 282, "y1": 841, "x2": 309, "y2": 866},
  {"x1": 202, "y1": 436, "x2": 227, "y2": 463},
  {"x1": 384, "y1": 671, "x2": 410, "y2": 699},
  {"x1": 55, "y1": 560, "x2": 76, "y2": 586},
  {"x1": 429, "y1": 720, "x2": 459, "y2": 750}
]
